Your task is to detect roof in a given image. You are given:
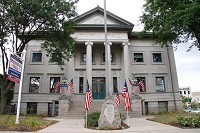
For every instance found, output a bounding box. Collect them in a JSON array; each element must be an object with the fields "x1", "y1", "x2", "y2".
[{"x1": 73, "y1": 6, "x2": 134, "y2": 35}]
